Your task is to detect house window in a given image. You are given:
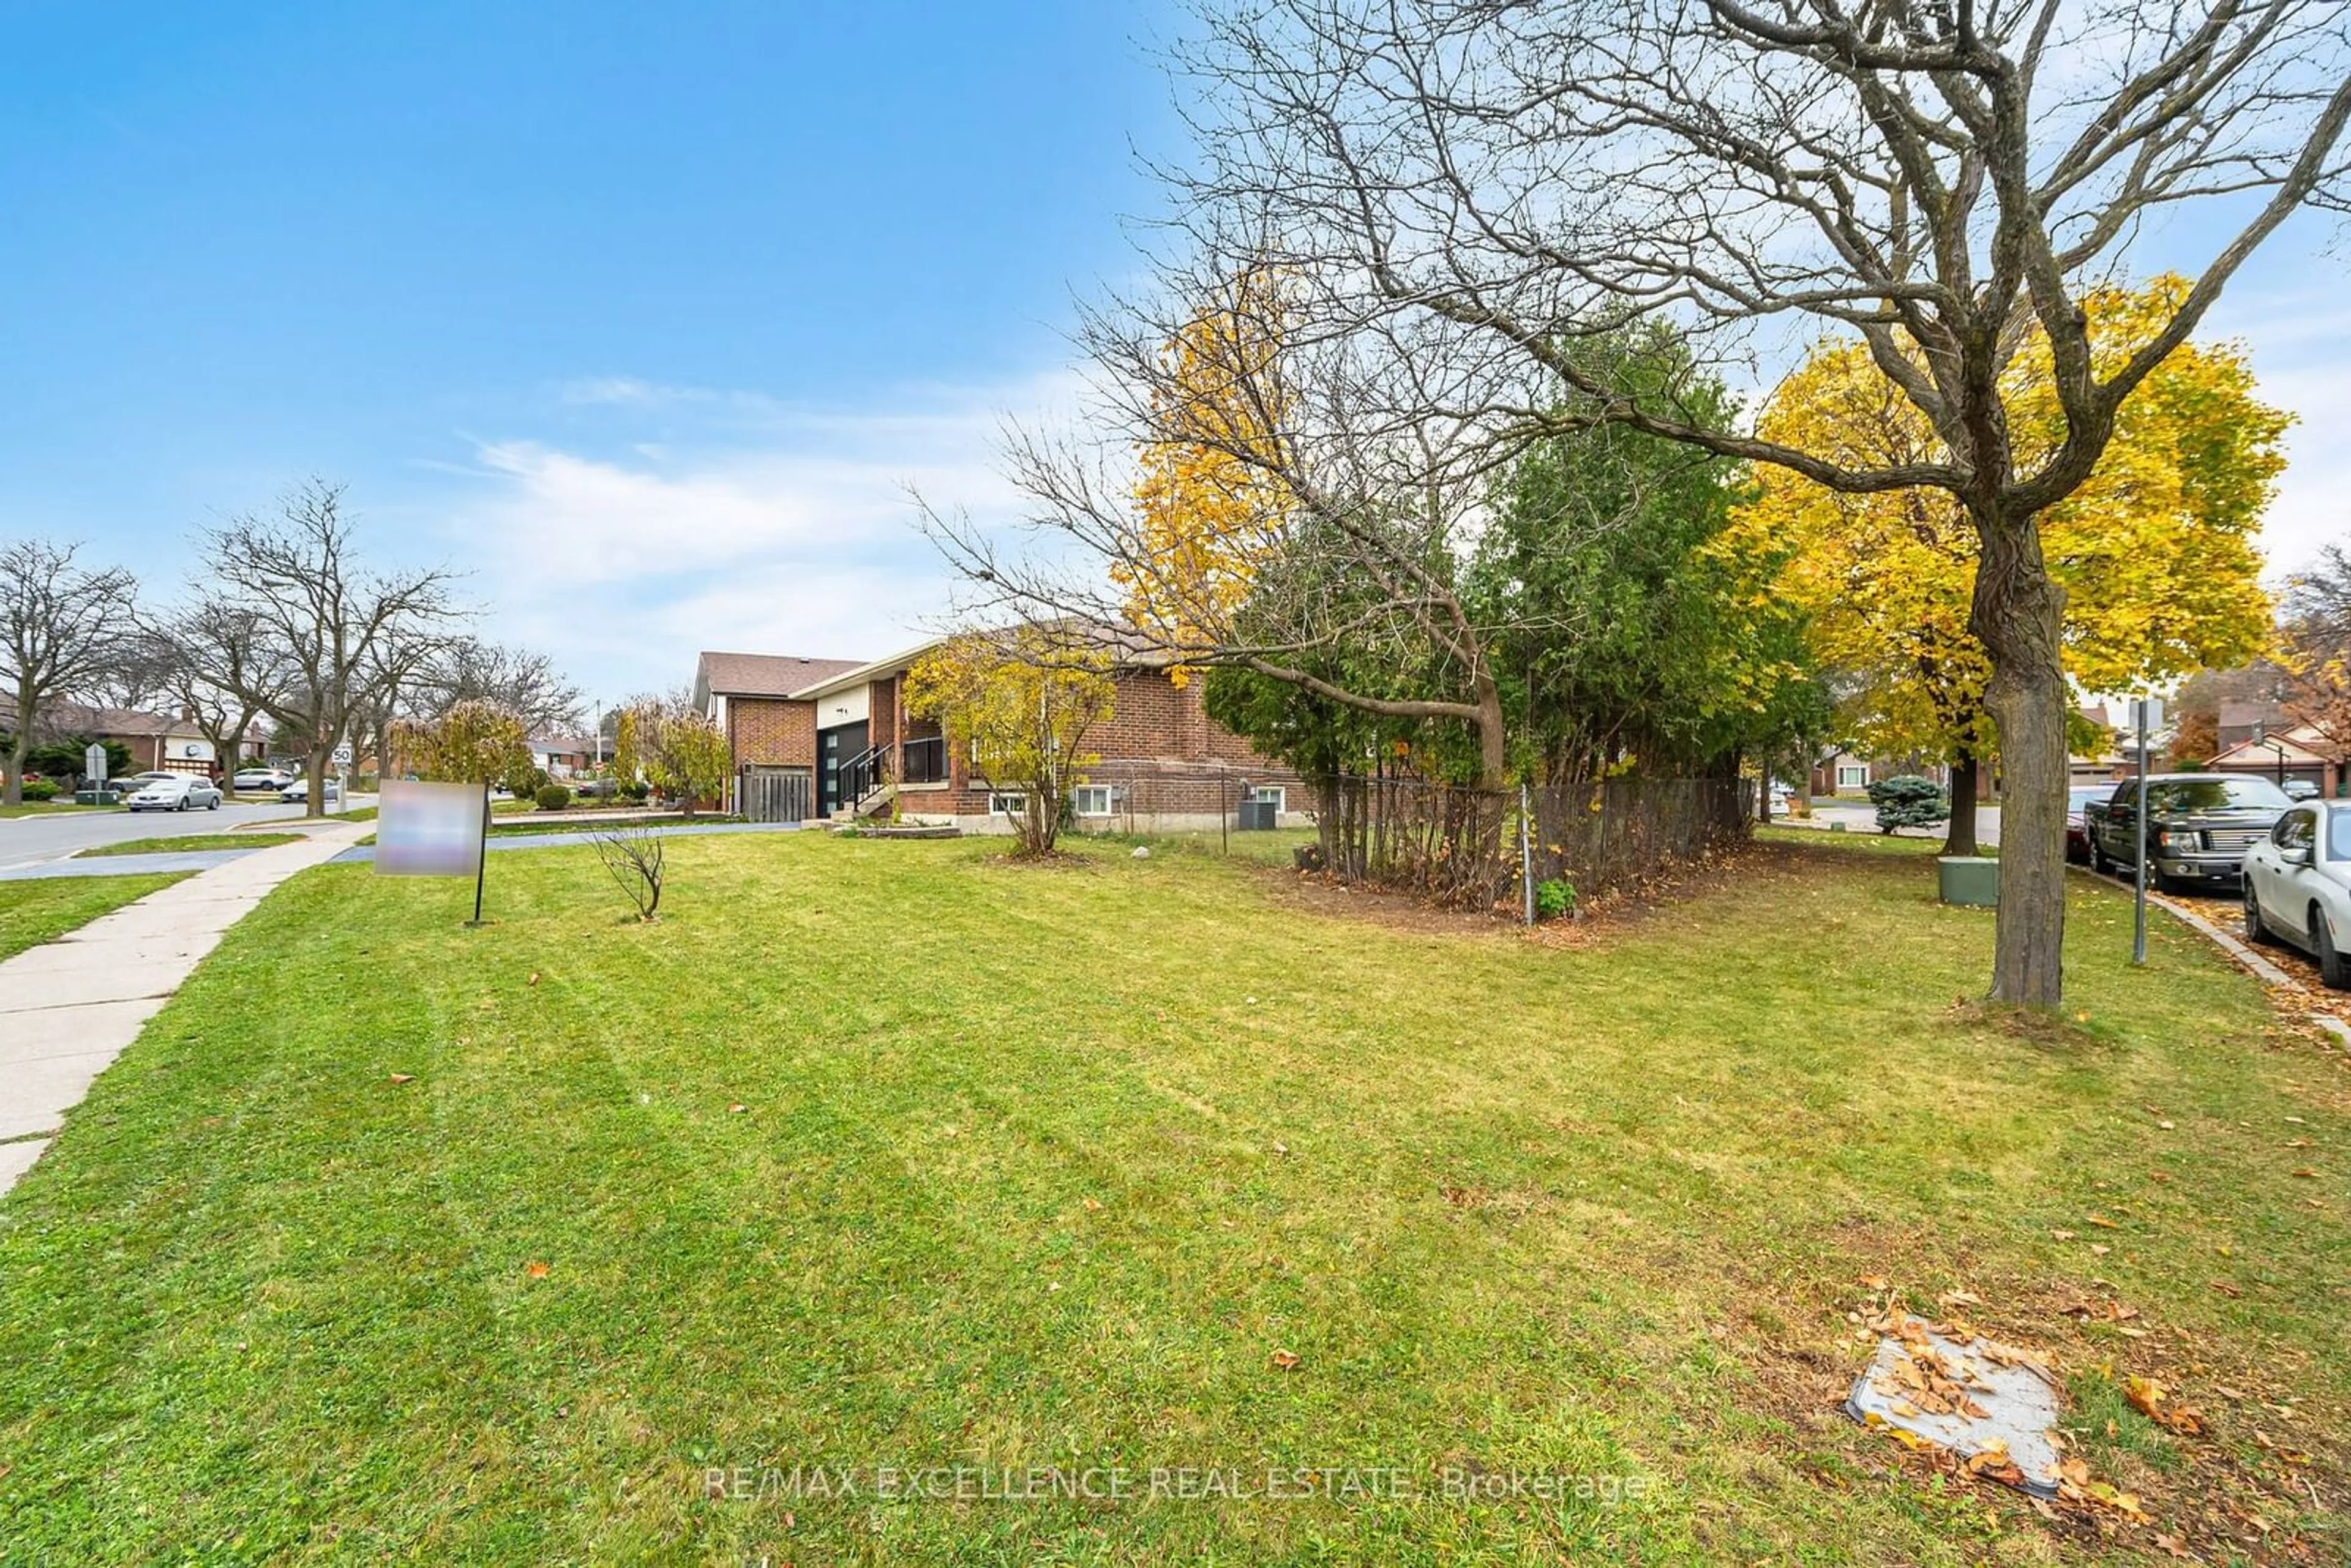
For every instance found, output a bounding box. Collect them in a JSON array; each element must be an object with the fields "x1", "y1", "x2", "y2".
[
  {"x1": 1073, "y1": 785, "x2": 1118, "y2": 817},
  {"x1": 1247, "y1": 785, "x2": 1286, "y2": 814},
  {"x1": 986, "y1": 792, "x2": 1028, "y2": 816},
  {"x1": 1835, "y1": 763, "x2": 1868, "y2": 790}
]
